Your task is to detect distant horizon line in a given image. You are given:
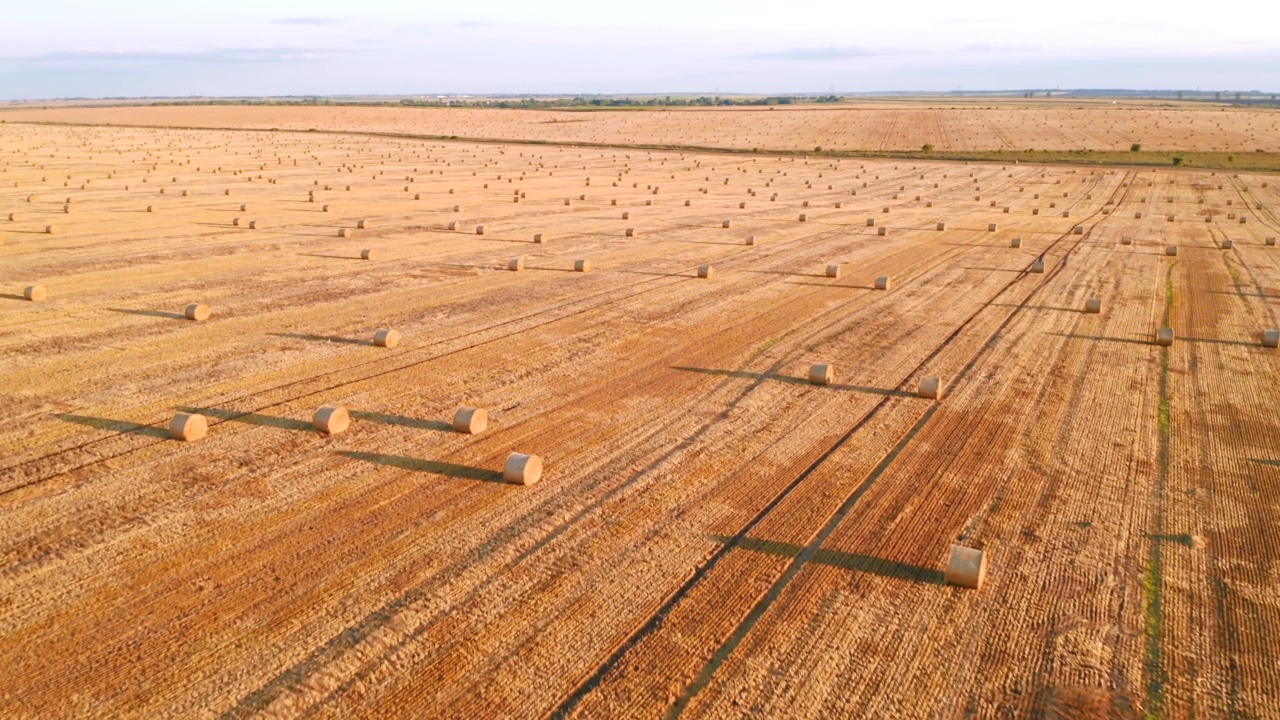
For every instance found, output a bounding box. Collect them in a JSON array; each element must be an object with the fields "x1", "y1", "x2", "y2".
[{"x1": 3, "y1": 88, "x2": 1277, "y2": 103}]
